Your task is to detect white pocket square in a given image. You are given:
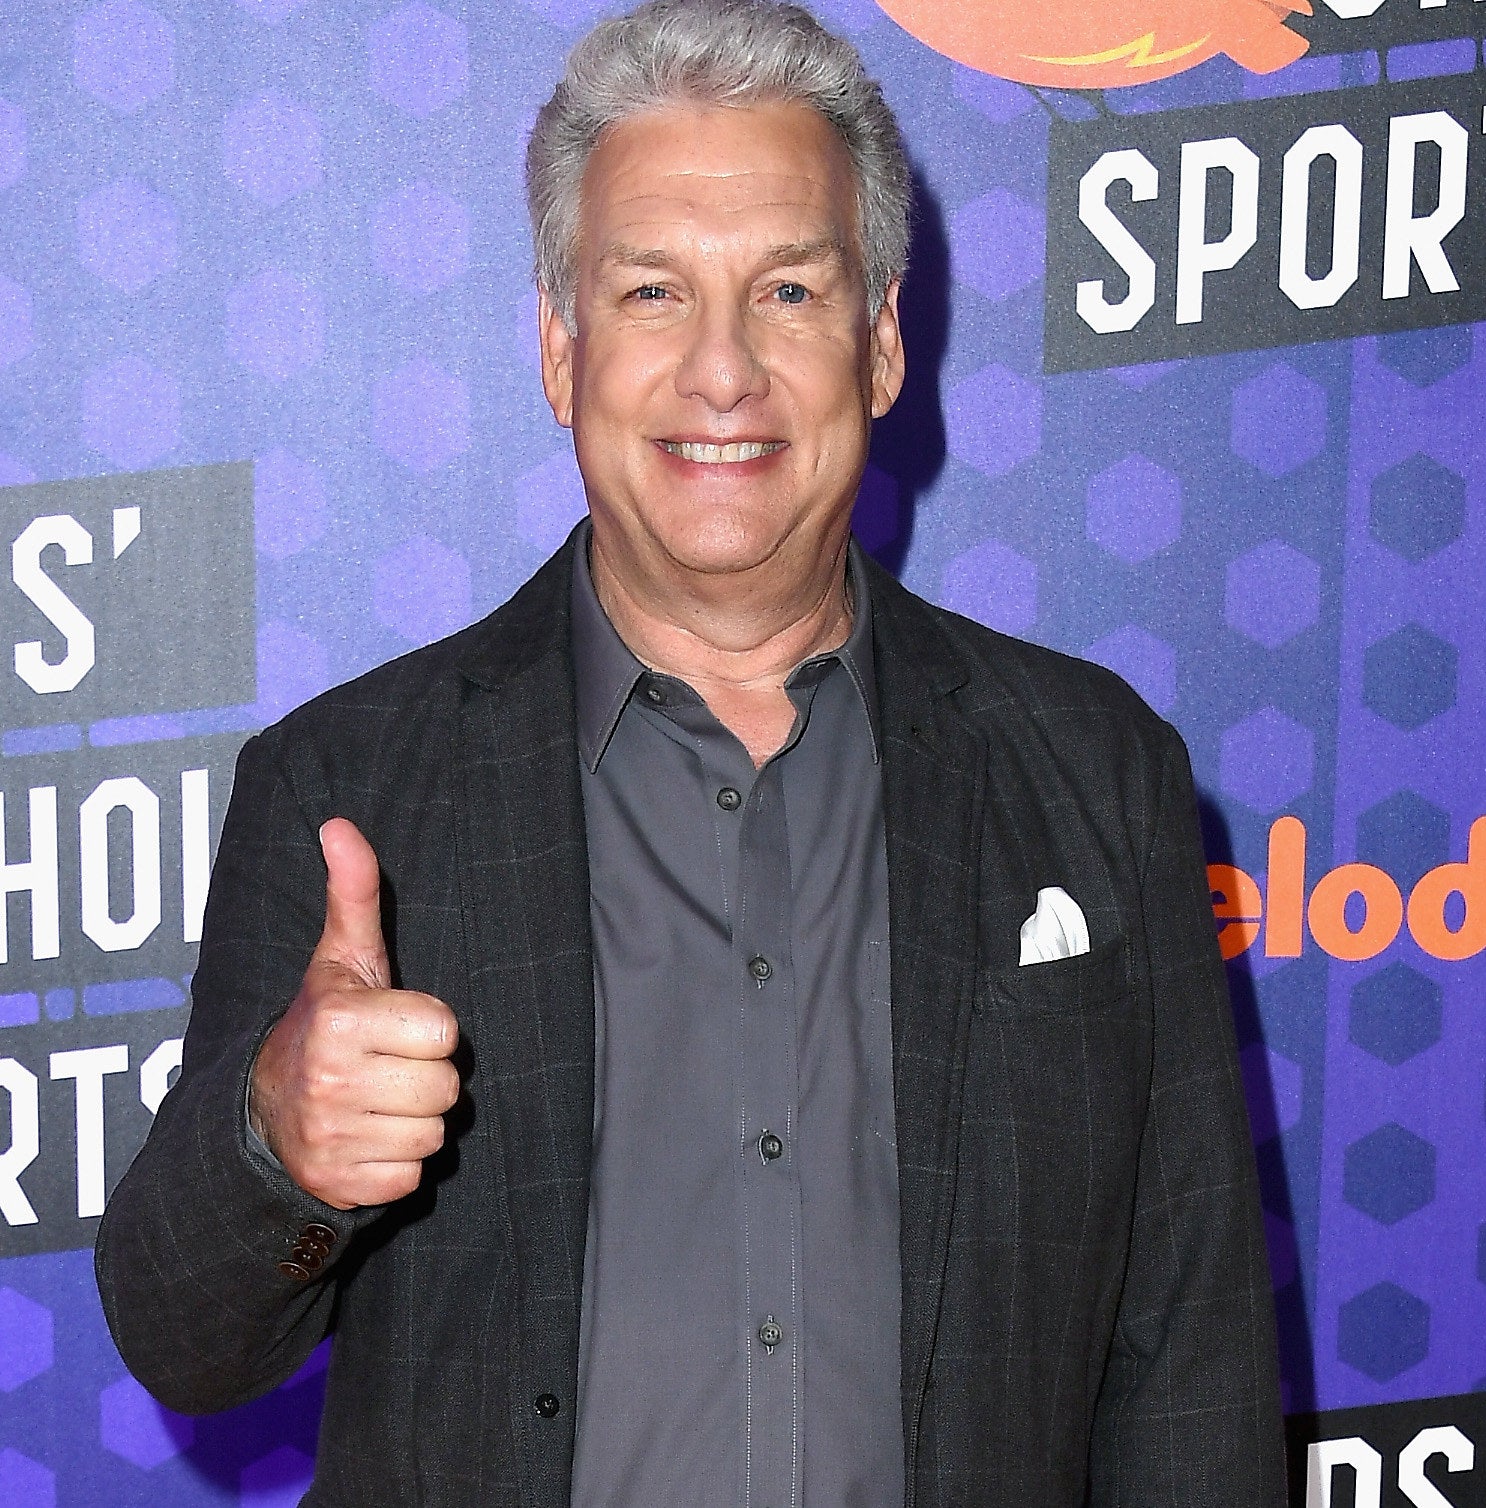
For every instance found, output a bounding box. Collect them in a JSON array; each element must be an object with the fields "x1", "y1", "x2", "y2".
[{"x1": 1018, "y1": 886, "x2": 1090, "y2": 966}]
